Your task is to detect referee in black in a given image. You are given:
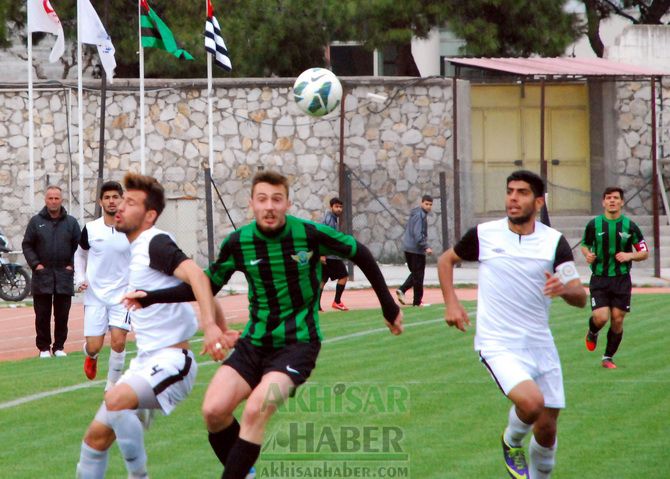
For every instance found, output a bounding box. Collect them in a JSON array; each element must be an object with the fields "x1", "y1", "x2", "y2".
[{"x1": 581, "y1": 186, "x2": 649, "y2": 369}]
